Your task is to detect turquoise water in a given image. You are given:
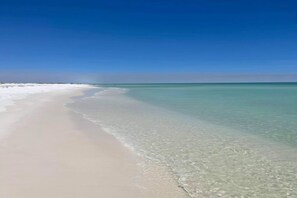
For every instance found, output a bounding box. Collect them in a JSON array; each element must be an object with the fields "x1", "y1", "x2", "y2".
[
  {"x1": 121, "y1": 83, "x2": 297, "y2": 146},
  {"x1": 70, "y1": 83, "x2": 297, "y2": 197}
]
